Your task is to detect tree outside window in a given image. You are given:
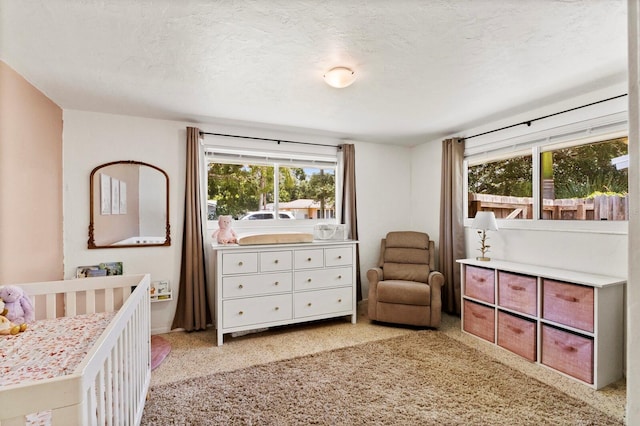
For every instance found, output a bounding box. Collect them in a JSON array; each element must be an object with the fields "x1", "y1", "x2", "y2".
[
  {"x1": 207, "y1": 161, "x2": 336, "y2": 220},
  {"x1": 467, "y1": 137, "x2": 628, "y2": 221}
]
